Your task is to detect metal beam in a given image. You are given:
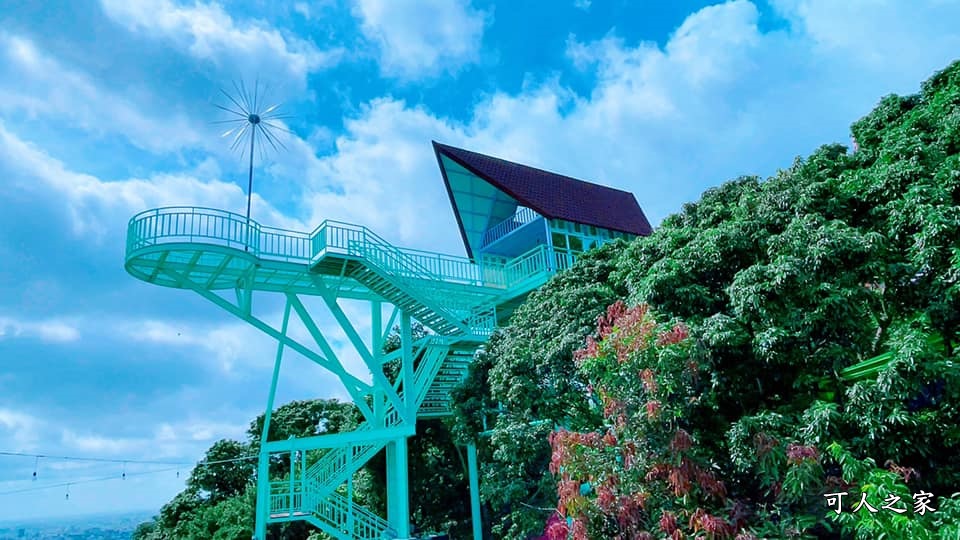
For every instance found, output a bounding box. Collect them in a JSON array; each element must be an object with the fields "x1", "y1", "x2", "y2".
[
  {"x1": 263, "y1": 425, "x2": 414, "y2": 452},
  {"x1": 309, "y1": 275, "x2": 407, "y2": 420},
  {"x1": 467, "y1": 443, "x2": 482, "y2": 540},
  {"x1": 158, "y1": 266, "x2": 375, "y2": 412},
  {"x1": 285, "y1": 294, "x2": 376, "y2": 422},
  {"x1": 255, "y1": 299, "x2": 291, "y2": 540}
]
